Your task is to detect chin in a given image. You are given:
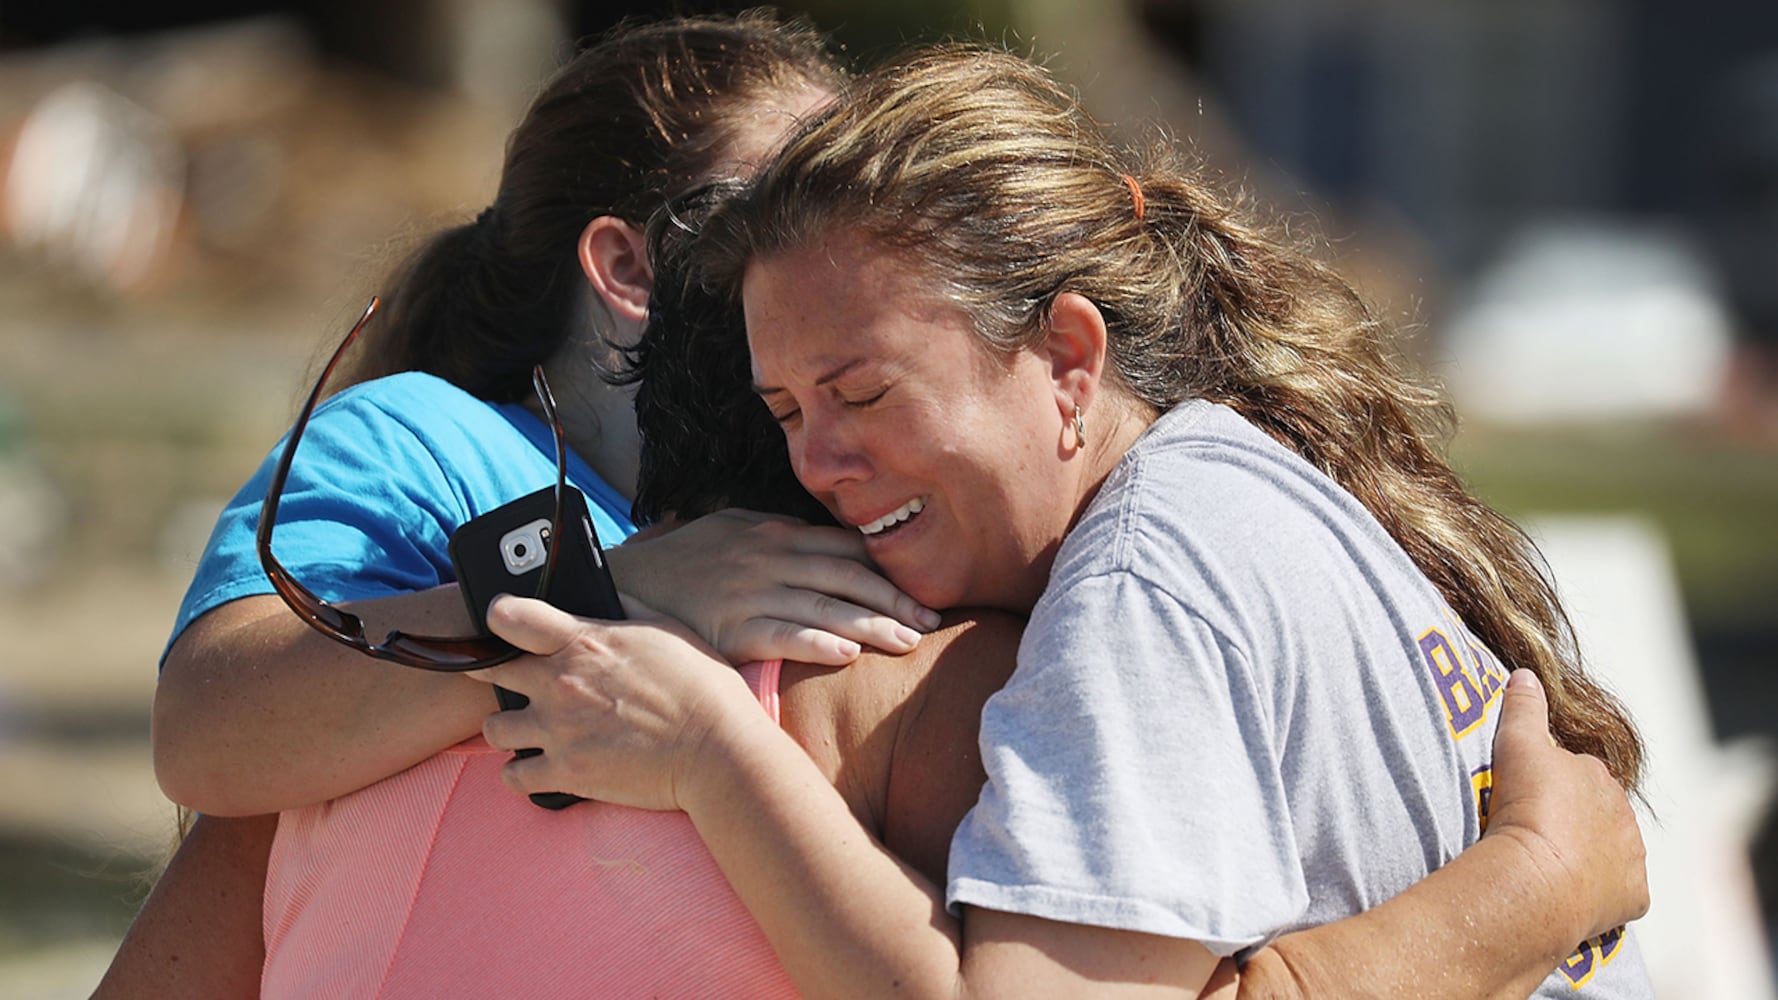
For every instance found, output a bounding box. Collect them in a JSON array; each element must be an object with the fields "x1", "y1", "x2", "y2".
[
  {"x1": 892, "y1": 568, "x2": 970, "y2": 614},
  {"x1": 872, "y1": 555, "x2": 944, "y2": 609}
]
